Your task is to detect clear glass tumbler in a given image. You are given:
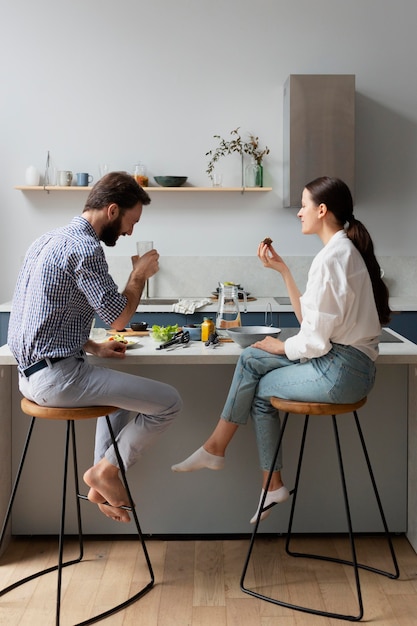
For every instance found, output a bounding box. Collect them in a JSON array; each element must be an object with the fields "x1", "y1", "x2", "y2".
[{"x1": 136, "y1": 241, "x2": 153, "y2": 299}]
